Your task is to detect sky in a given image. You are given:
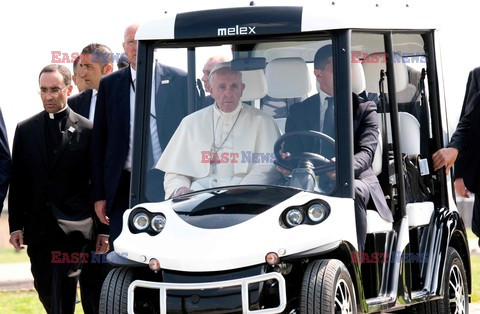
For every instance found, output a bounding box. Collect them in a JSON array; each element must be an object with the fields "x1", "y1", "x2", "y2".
[{"x1": 0, "y1": 0, "x2": 478, "y2": 148}]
